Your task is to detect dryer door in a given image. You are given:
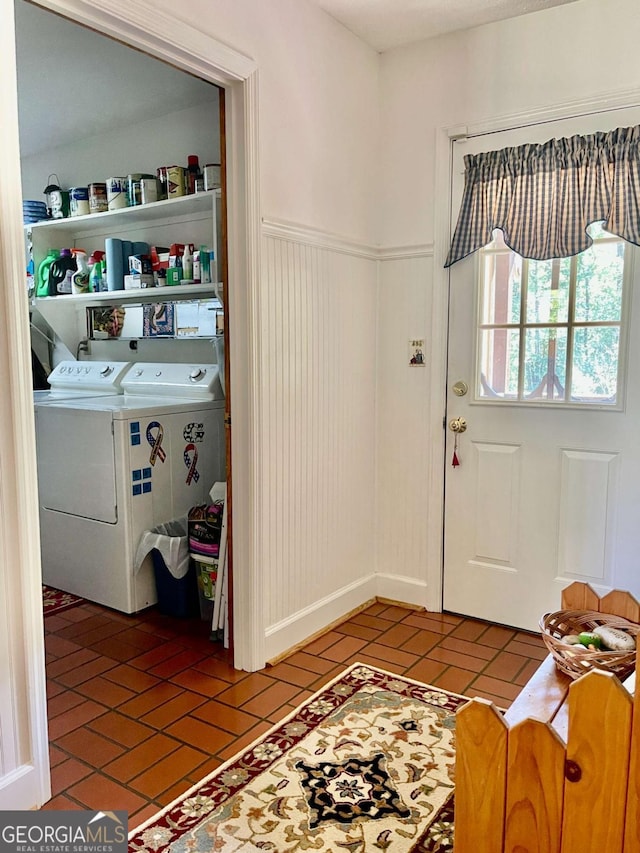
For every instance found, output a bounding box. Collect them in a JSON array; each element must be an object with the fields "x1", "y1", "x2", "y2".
[{"x1": 35, "y1": 406, "x2": 117, "y2": 522}]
